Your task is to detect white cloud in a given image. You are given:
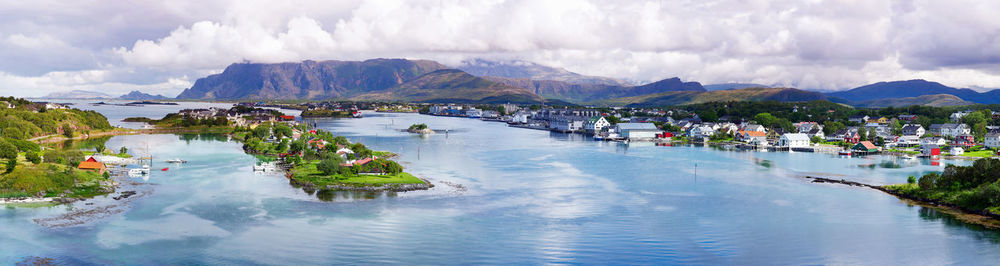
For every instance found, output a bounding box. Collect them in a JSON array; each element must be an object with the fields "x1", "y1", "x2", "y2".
[{"x1": 2, "y1": 0, "x2": 1000, "y2": 97}]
